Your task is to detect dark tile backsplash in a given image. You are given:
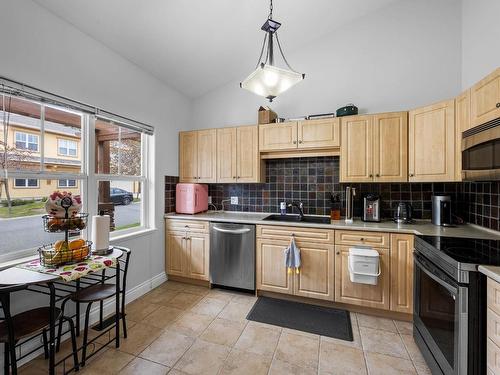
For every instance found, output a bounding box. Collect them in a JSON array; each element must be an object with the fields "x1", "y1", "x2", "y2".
[
  {"x1": 166, "y1": 157, "x2": 500, "y2": 232},
  {"x1": 164, "y1": 175, "x2": 179, "y2": 213}
]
